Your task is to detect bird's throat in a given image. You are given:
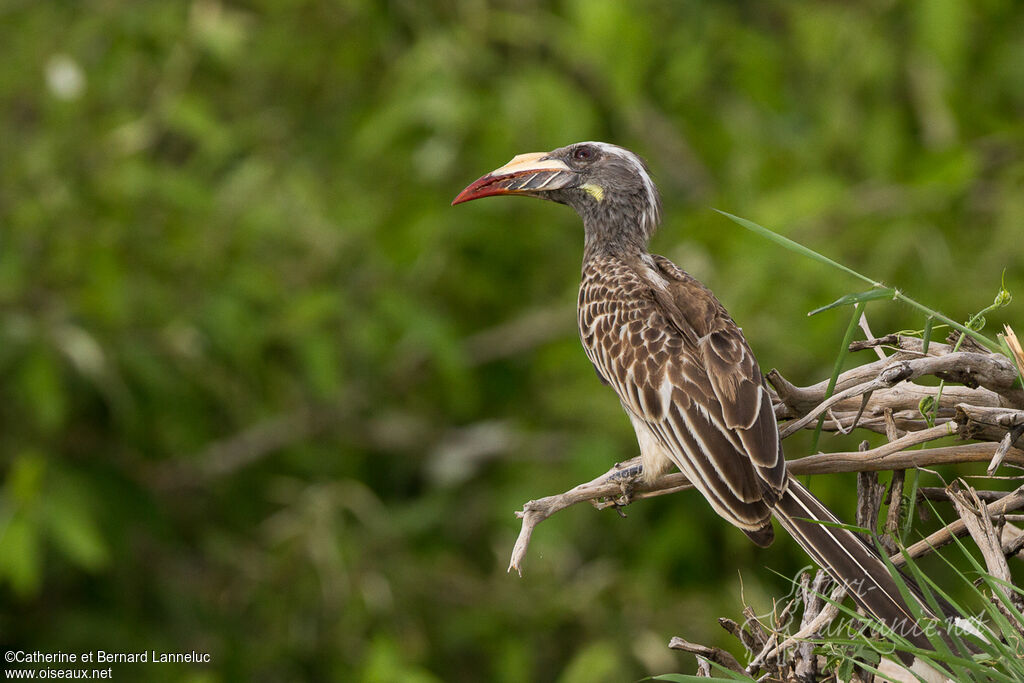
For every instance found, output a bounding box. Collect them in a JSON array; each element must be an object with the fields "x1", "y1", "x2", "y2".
[{"x1": 581, "y1": 211, "x2": 652, "y2": 263}]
